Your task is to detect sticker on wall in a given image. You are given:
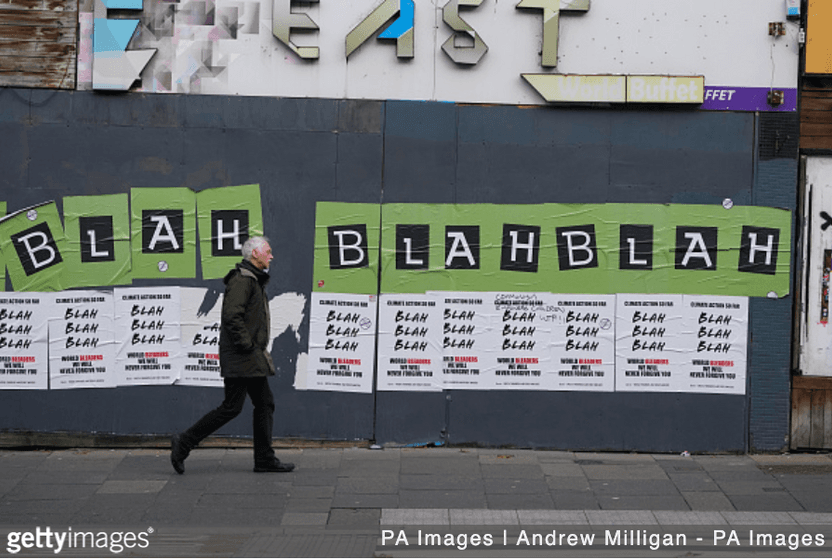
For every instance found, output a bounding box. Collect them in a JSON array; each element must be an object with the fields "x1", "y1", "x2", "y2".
[
  {"x1": 196, "y1": 184, "x2": 264, "y2": 280},
  {"x1": 0, "y1": 202, "x2": 69, "y2": 292},
  {"x1": 0, "y1": 293, "x2": 51, "y2": 390},
  {"x1": 179, "y1": 286, "x2": 223, "y2": 387},
  {"x1": 114, "y1": 286, "x2": 182, "y2": 385},
  {"x1": 377, "y1": 293, "x2": 443, "y2": 391},
  {"x1": 49, "y1": 290, "x2": 116, "y2": 389},
  {"x1": 62, "y1": 194, "x2": 132, "y2": 288},
  {"x1": 130, "y1": 188, "x2": 196, "y2": 279},
  {"x1": 307, "y1": 292, "x2": 376, "y2": 393}
]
